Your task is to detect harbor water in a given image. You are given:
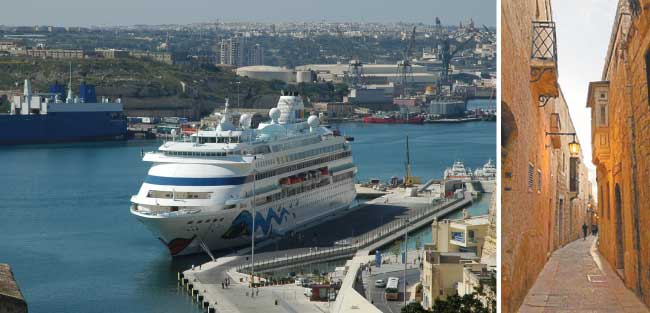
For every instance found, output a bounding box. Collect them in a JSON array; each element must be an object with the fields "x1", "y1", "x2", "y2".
[{"x1": 0, "y1": 111, "x2": 494, "y2": 312}]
